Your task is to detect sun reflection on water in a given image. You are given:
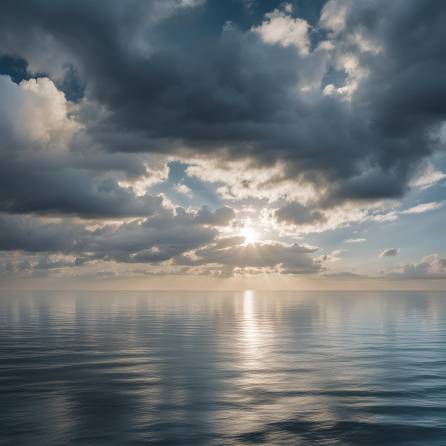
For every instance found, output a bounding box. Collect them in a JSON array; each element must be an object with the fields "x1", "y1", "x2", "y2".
[{"x1": 242, "y1": 290, "x2": 257, "y2": 347}]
